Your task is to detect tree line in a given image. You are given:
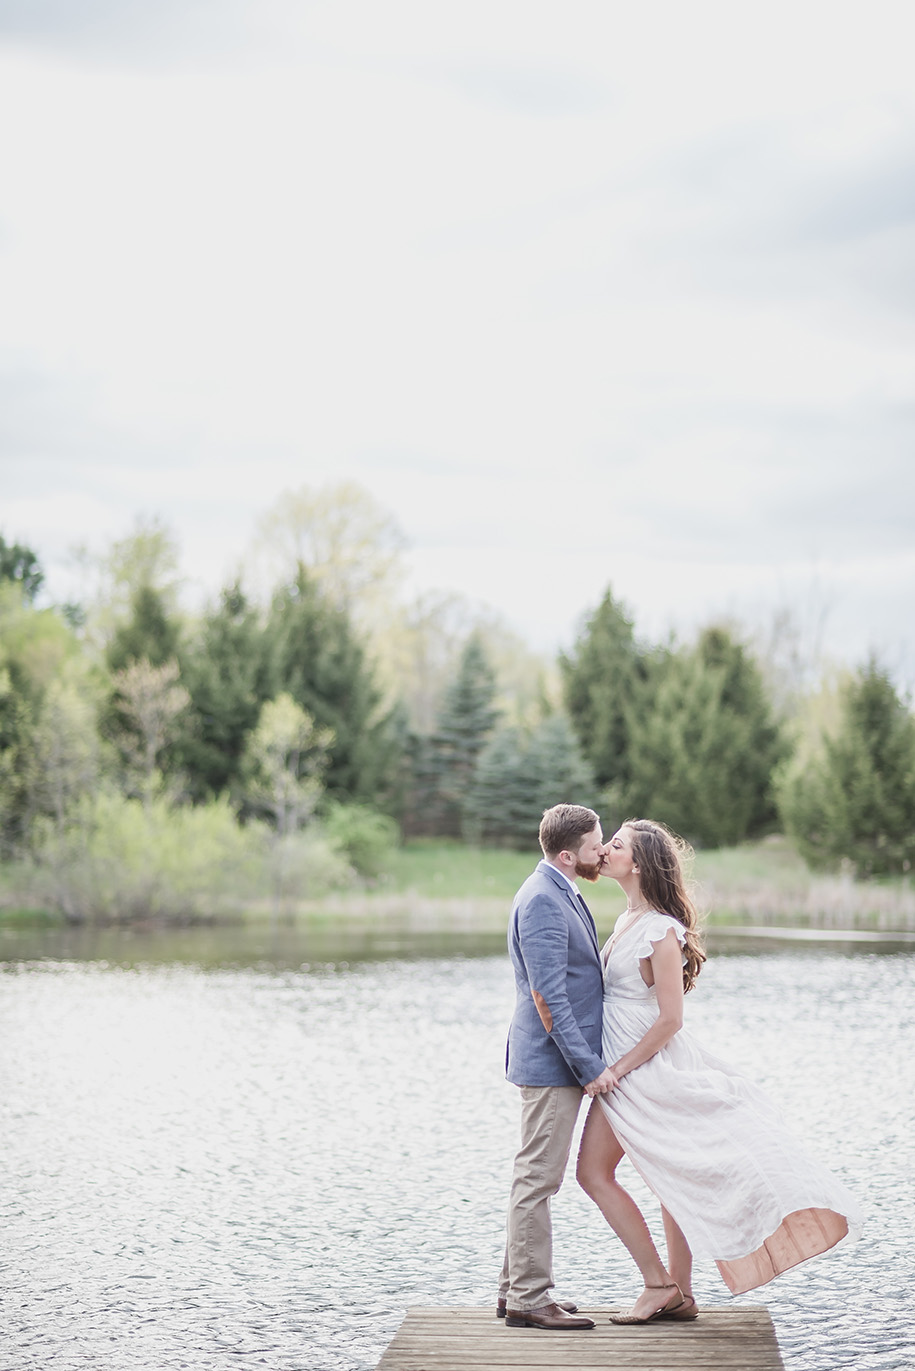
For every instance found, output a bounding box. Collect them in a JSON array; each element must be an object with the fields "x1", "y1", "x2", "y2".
[{"x1": 1, "y1": 493, "x2": 913, "y2": 922}]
